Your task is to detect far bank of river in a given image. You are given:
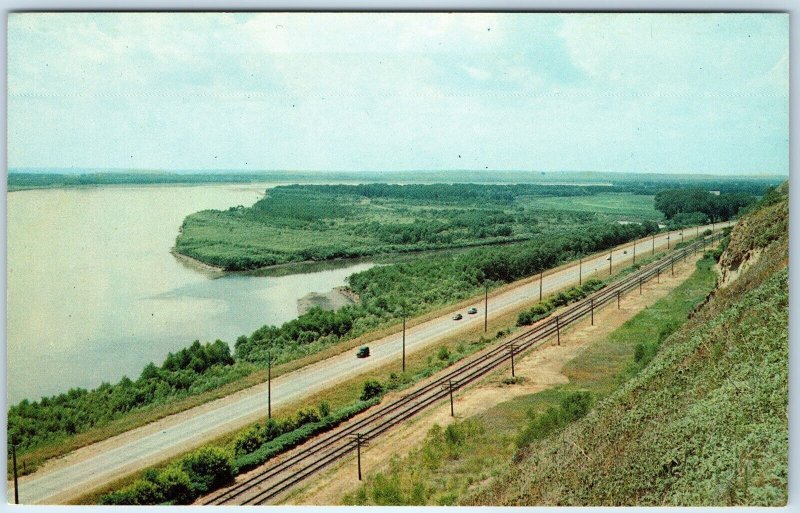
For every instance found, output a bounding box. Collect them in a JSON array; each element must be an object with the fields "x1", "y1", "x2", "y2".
[{"x1": 6, "y1": 184, "x2": 374, "y2": 404}]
